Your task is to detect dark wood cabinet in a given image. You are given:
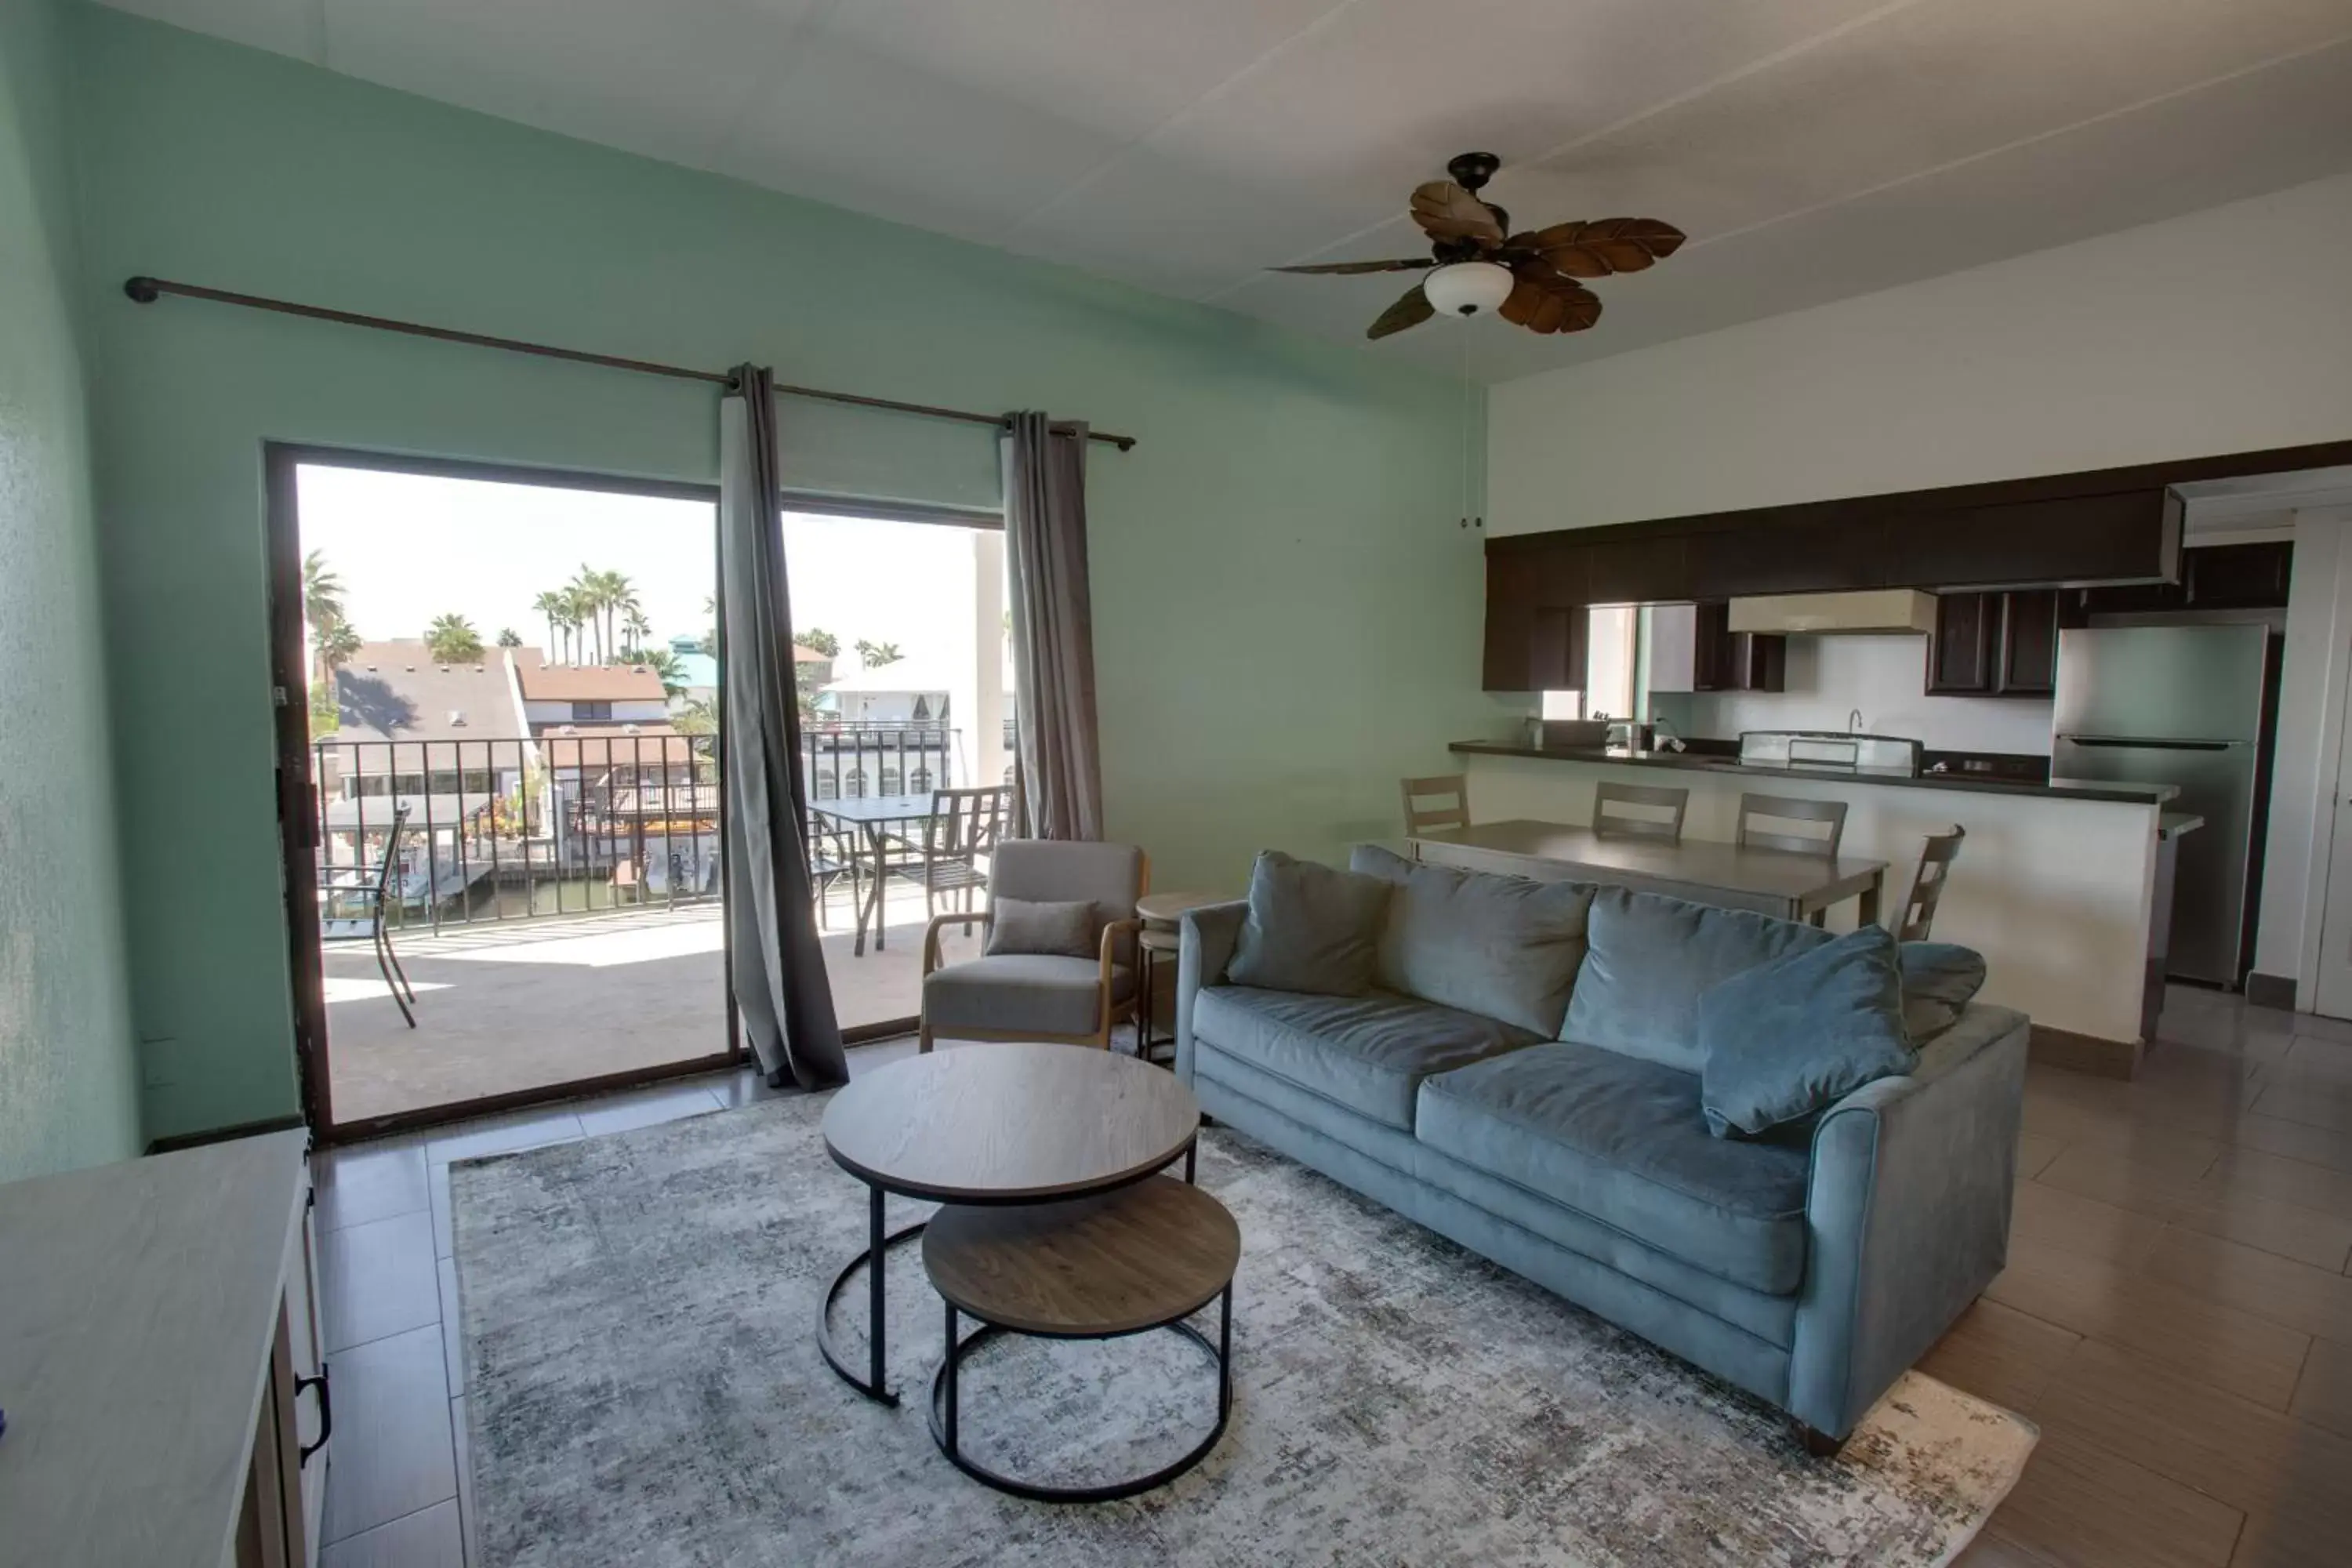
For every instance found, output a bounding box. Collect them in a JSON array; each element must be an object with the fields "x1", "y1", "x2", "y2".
[
  {"x1": 2183, "y1": 540, "x2": 2293, "y2": 608},
  {"x1": 1926, "y1": 590, "x2": 2059, "y2": 697},
  {"x1": 1994, "y1": 589, "x2": 2060, "y2": 695},
  {"x1": 1481, "y1": 601, "x2": 1584, "y2": 692},
  {"x1": 1690, "y1": 601, "x2": 1785, "y2": 692}
]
